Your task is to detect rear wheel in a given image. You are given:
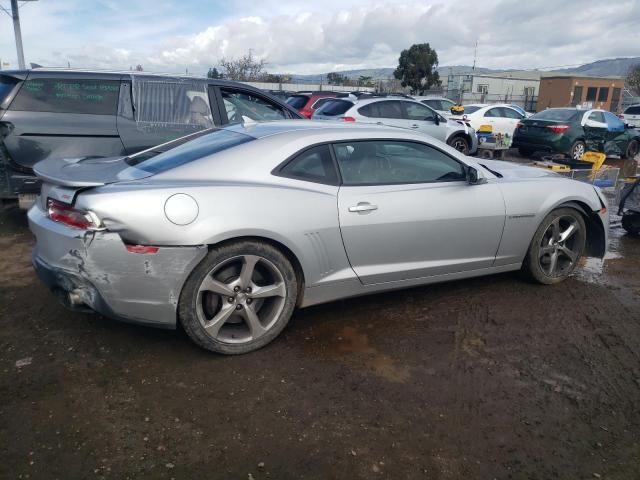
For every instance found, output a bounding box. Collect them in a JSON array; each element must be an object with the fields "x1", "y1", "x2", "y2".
[
  {"x1": 518, "y1": 147, "x2": 534, "y2": 157},
  {"x1": 625, "y1": 139, "x2": 639, "y2": 159},
  {"x1": 622, "y1": 213, "x2": 640, "y2": 235},
  {"x1": 522, "y1": 208, "x2": 586, "y2": 284},
  {"x1": 447, "y1": 135, "x2": 470, "y2": 155},
  {"x1": 570, "y1": 140, "x2": 586, "y2": 161},
  {"x1": 179, "y1": 240, "x2": 298, "y2": 354}
]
